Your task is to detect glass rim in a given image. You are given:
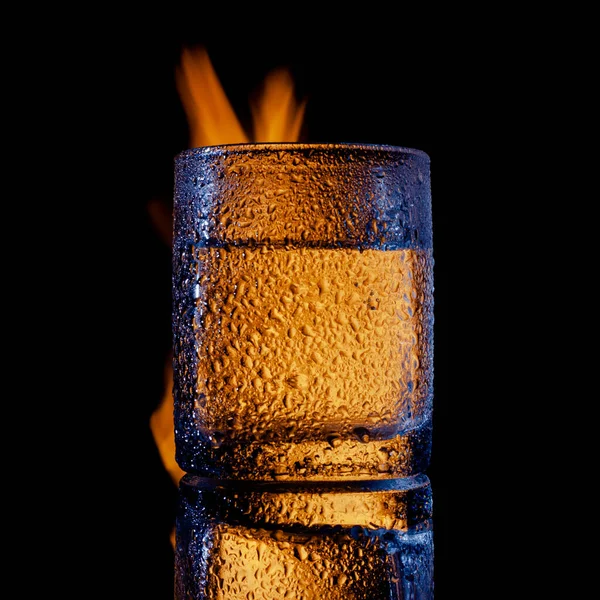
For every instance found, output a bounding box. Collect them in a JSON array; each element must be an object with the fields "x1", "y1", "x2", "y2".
[{"x1": 175, "y1": 142, "x2": 430, "y2": 162}]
